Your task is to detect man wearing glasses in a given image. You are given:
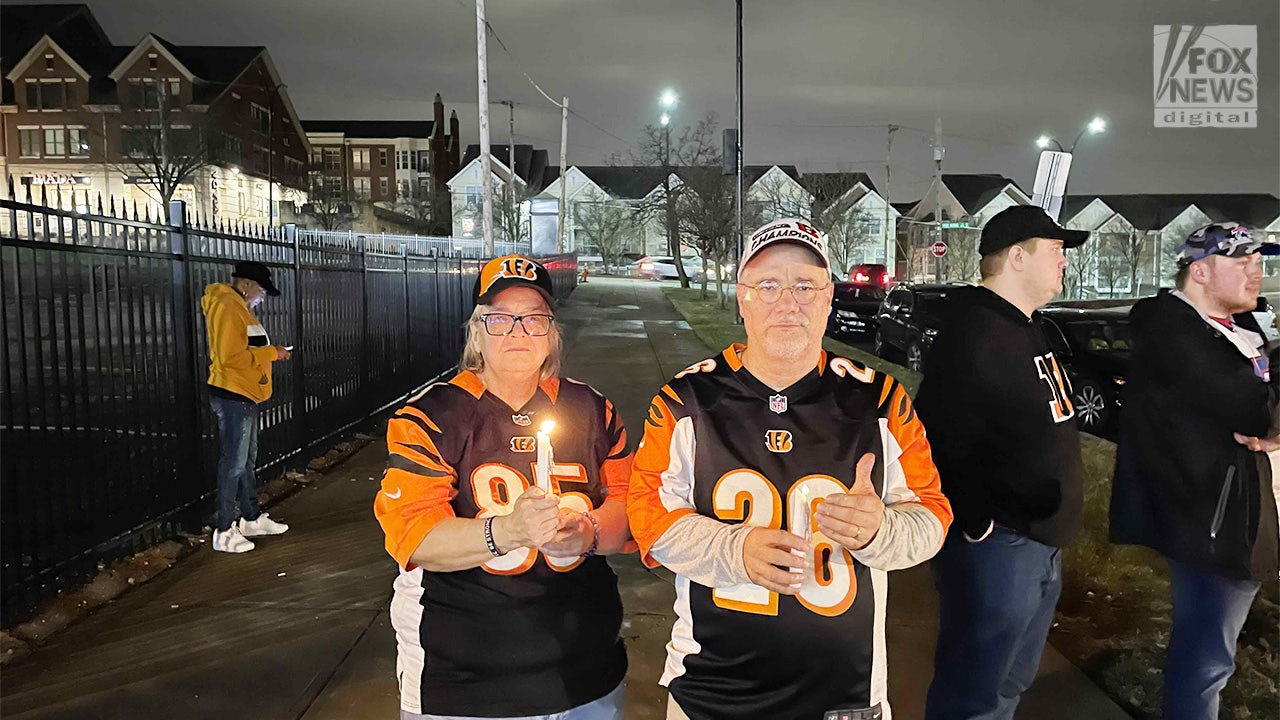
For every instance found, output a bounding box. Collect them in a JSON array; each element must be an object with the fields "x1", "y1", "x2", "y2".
[{"x1": 630, "y1": 219, "x2": 951, "y2": 720}]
